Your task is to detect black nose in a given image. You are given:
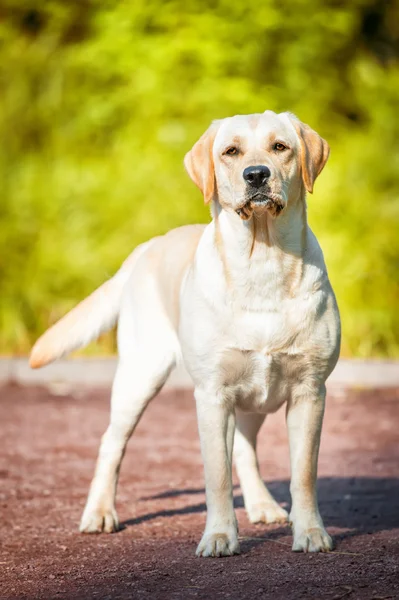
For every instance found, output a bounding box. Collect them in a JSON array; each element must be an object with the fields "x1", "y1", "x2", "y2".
[{"x1": 243, "y1": 165, "x2": 271, "y2": 188}]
